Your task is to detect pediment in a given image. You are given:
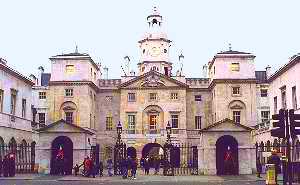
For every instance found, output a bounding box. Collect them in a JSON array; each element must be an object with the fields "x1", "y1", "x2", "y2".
[
  {"x1": 119, "y1": 71, "x2": 188, "y2": 89},
  {"x1": 200, "y1": 118, "x2": 253, "y2": 132},
  {"x1": 38, "y1": 119, "x2": 94, "y2": 135}
]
